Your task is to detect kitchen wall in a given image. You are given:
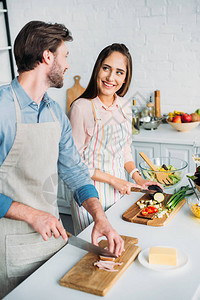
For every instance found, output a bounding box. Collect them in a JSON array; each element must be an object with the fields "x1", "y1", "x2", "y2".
[{"x1": 2, "y1": 0, "x2": 200, "y2": 114}]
